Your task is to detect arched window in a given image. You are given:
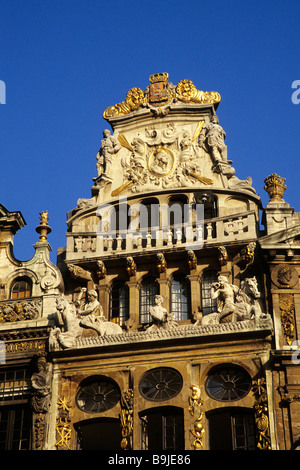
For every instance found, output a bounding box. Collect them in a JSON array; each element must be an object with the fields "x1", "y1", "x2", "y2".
[
  {"x1": 140, "y1": 277, "x2": 159, "y2": 324},
  {"x1": 201, "y1": 270, "x2": 218, "y2": 316},
  {"x1": 170, "y1": 275, "x2": 191, "y2": 321},
  {"x1": 10, "y1": 277, "x2": 32, "y2": 299},
  {"x1": 110, "y1": 280, "x2": 129, "y2": 326}
]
